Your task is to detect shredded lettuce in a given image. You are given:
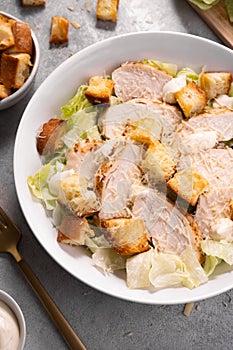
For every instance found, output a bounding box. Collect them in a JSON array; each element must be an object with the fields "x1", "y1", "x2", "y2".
[
  {"x1": 126, "y1": 247, "x2": 207, "y2": 290},
  {"x1": 142, "y1": 58, "x2": 178, "y2": 76},
  {"x1": 61, "y1": 85, "x2": 92, "y2": 120},
  {"x1": 201, "y1": 239, "x2": 233, "y2": 265},
  {"x1": 203, "y1": 255, "x2": 222, "y2": 276},
  {"x1": 61, "y1": 109, "x2": 99, "y2": 148},
  {"x1": 188, "y1": 0, "x2": 220, "y2": 10},
  {"x1": 225, "y1": 0, "x2": 233, "y2": 22},
  {"x1": 27, "y1": 161, "x2": 64, "y2": 210}
]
